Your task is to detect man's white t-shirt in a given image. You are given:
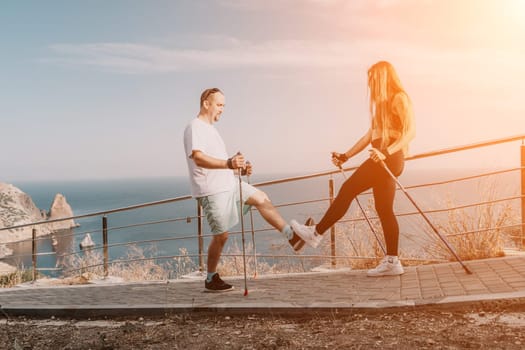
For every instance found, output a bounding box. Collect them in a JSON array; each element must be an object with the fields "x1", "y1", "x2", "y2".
[{"x1": 183, "y1": 118, "x2": 235, "y2": 198}]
